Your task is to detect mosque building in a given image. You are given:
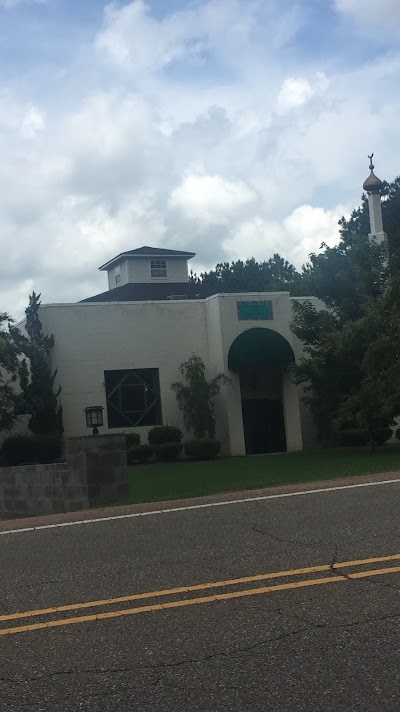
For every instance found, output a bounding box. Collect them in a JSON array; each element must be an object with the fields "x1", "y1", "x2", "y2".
[{"x1": 31, "y1": 160, "x2": 387, "y2": 454}]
